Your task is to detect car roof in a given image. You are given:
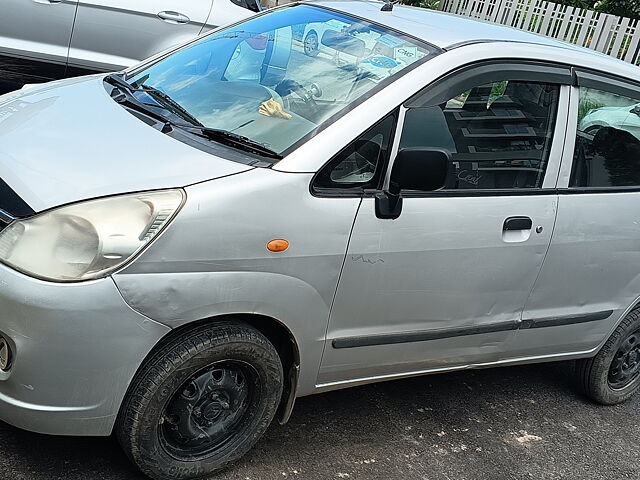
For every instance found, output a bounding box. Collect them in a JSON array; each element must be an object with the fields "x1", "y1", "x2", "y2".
[{"x1": 307, "y1": 0, "x2": 617, "y2": 58}]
